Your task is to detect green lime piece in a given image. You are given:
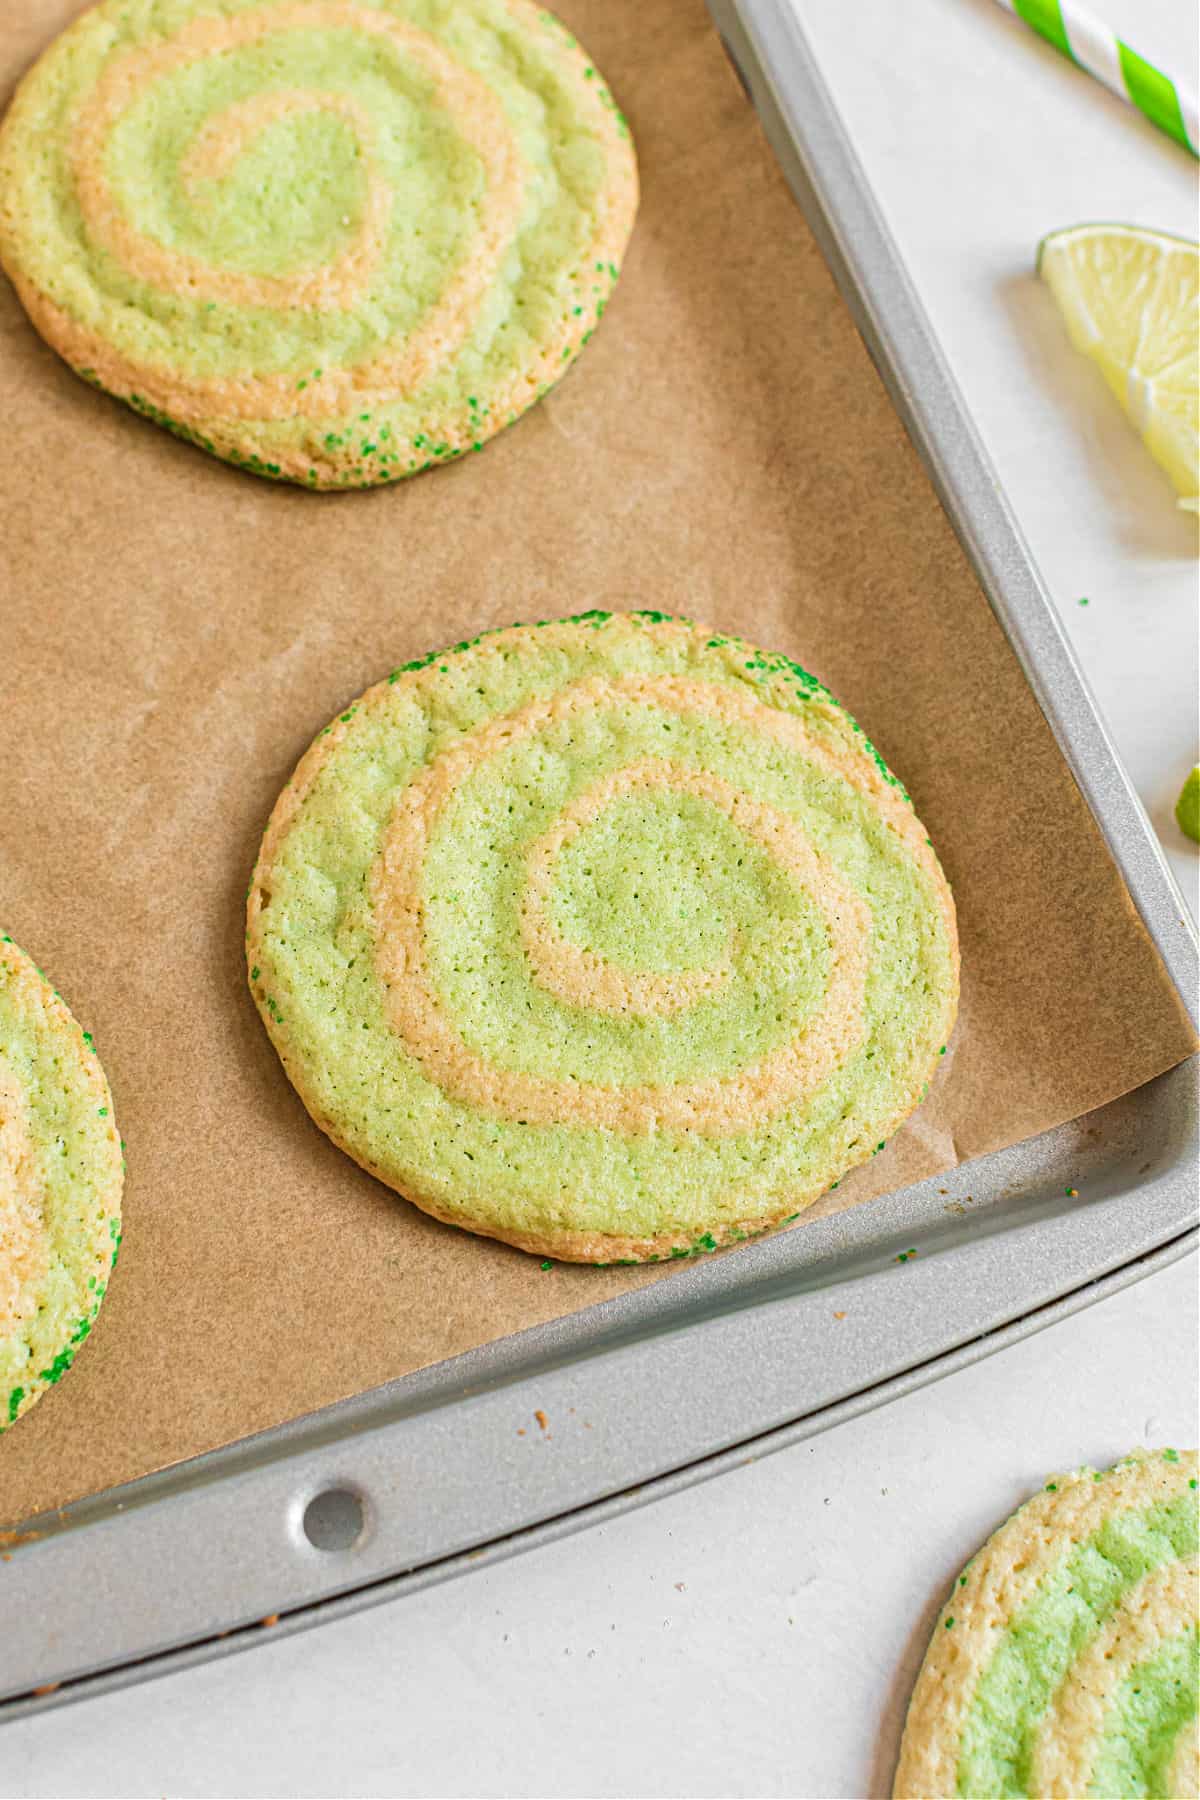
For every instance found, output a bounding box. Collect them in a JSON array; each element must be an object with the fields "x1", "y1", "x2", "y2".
[
  {"x1": 1039, "y1": 224, "x2": 1198, "y2": 511},
  {"x1": 1175, "y1": 765, "x2": 1200, "y2": 842}
]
